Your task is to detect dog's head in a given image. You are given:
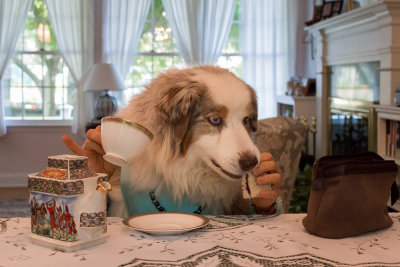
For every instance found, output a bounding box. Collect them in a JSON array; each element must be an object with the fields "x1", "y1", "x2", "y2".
[{"x1": 150, "y1": 66, "x2": 260, "y2": 181}]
